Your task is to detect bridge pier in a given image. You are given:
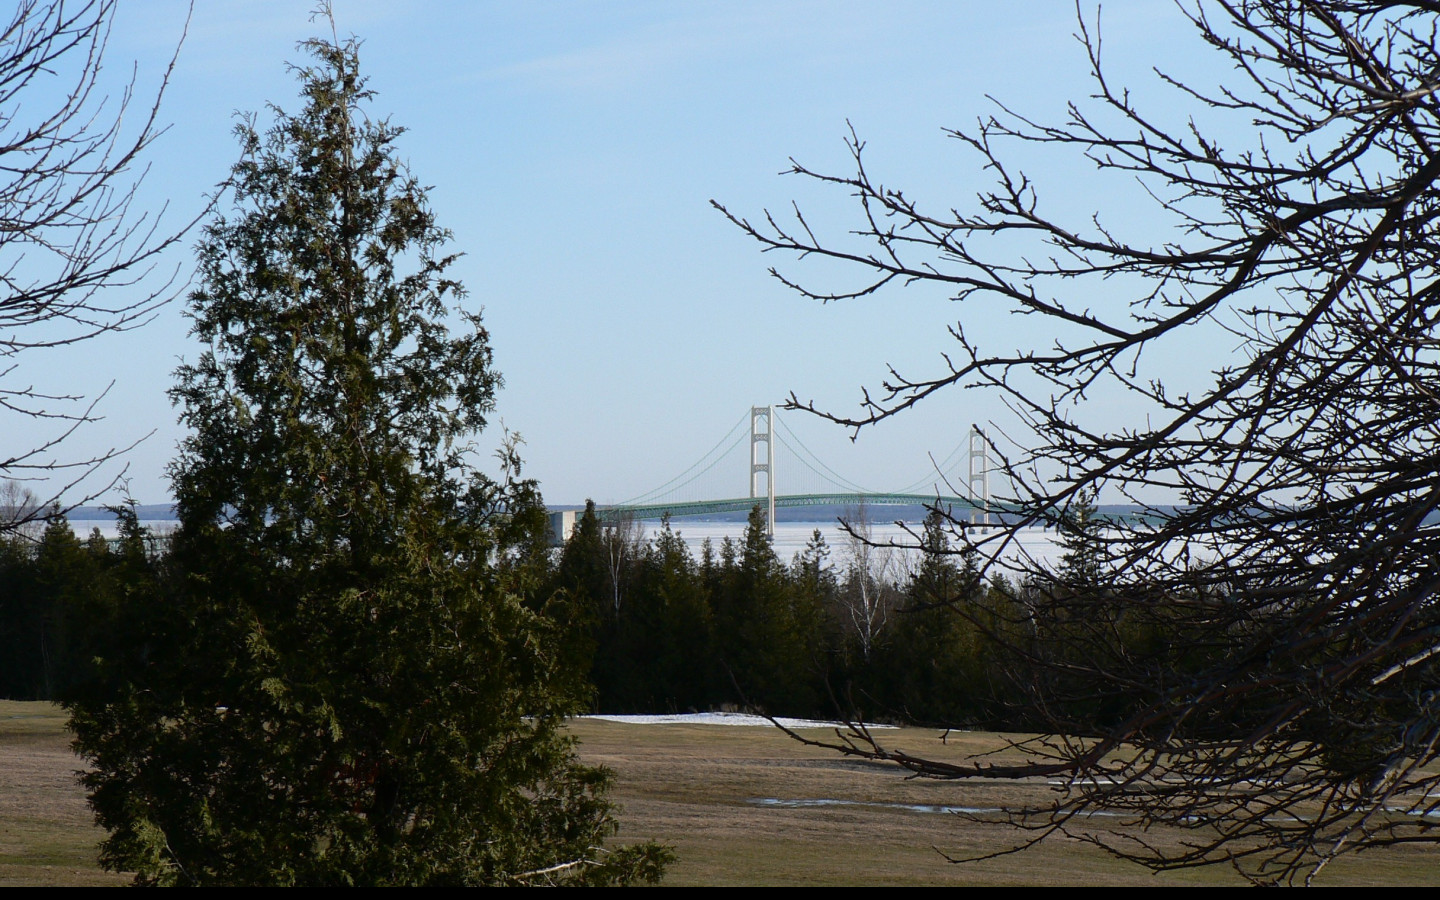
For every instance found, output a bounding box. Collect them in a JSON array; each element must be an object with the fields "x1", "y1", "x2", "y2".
[{"x1": 546, "y1": 508, "x2": 580, "y2": 547}]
